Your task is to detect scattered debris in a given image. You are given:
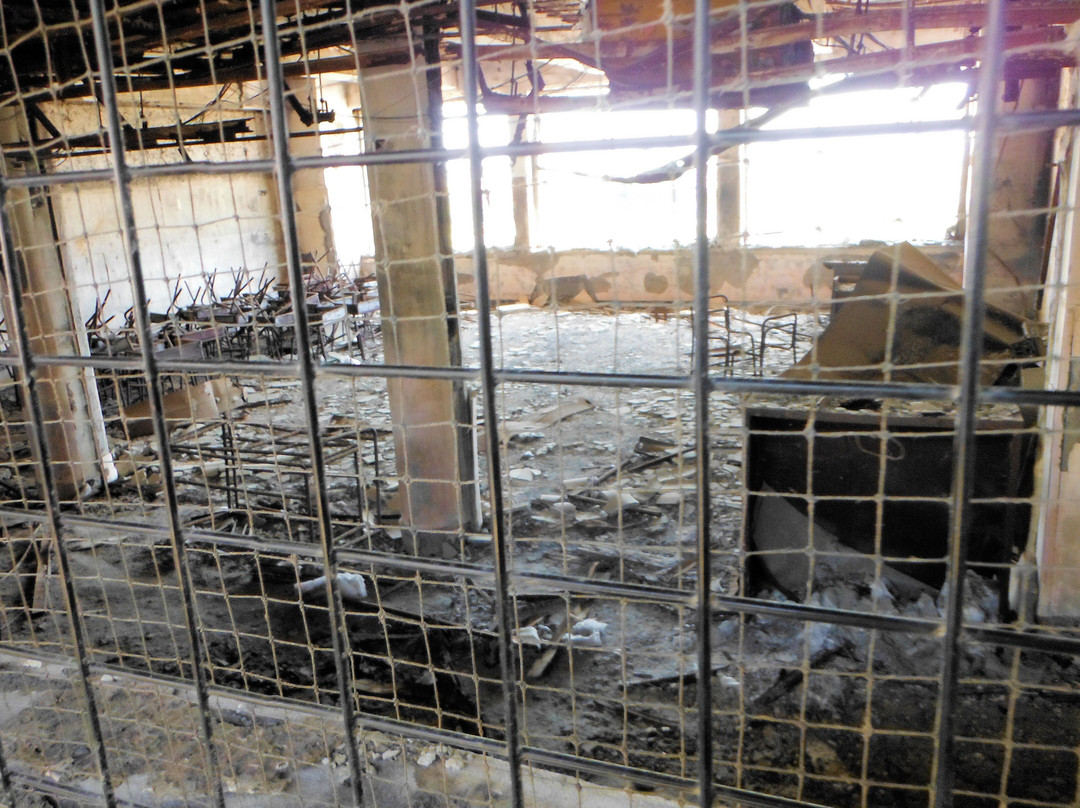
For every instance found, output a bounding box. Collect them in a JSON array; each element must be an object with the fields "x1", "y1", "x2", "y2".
[
  {"x1": 297, "y1": 572, "x2": 368, "y2": 603},
  {"x1": 560, "y1": 630, "x2": 604, "y2": 647},
  {"x1": 3, "y1": 300, "x2": 1060, "y2": 808},
  {"x1": 509, "y1": 467, "x2": 542, "y2": 482},
  {"x1": 570, "y1": 618, "x2": 608, "y2": 636},
  {"x1": 499, "y1": 397, "x2": 595, "y2": 443},
  {"x1": 600, "y1": 490, "x2": 638, "y2": 518},
  {"x1": 512, "y1": 626, "x2": 543, "y2": 648}
]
